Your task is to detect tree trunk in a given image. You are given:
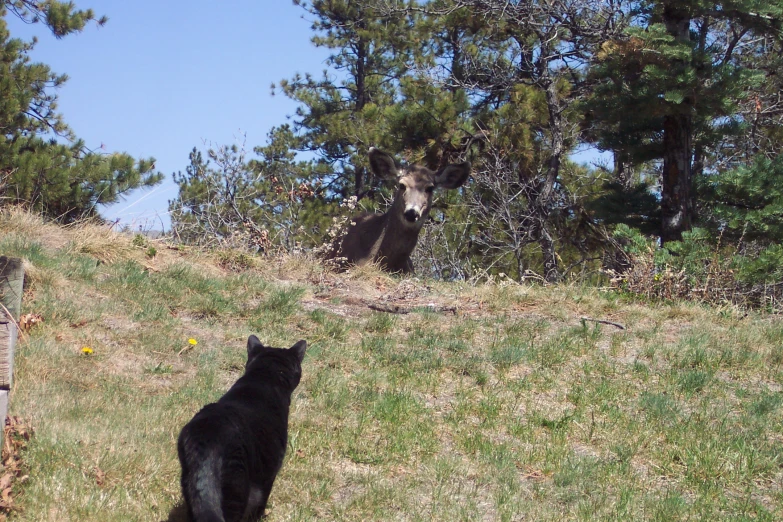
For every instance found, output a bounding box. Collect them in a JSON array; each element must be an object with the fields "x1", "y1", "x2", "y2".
[
  {"x1": 660, "y1": 3, "x2": 694, "y2": 244},
  {"x1": 661, "y1": 112, "x2": 693, "y2": 243},
  {"x1": 539, "y1": 225, "x2": 559, "y2": 283},
  {"x1": 539, "y1": 79, "x2": 563, "y2": 205},
  {"x1": 354, "y1": 165, "x2": 366, "y2": 198},
  {"x1": 535, "y1": 77, "x2": 562, "y2": 281},
  {"x1": 692, "y1": 142, "x2": 704, "y2": 222},
  {"x1": 614, "y1": 151, "x2": 634, "y2": 190}
]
